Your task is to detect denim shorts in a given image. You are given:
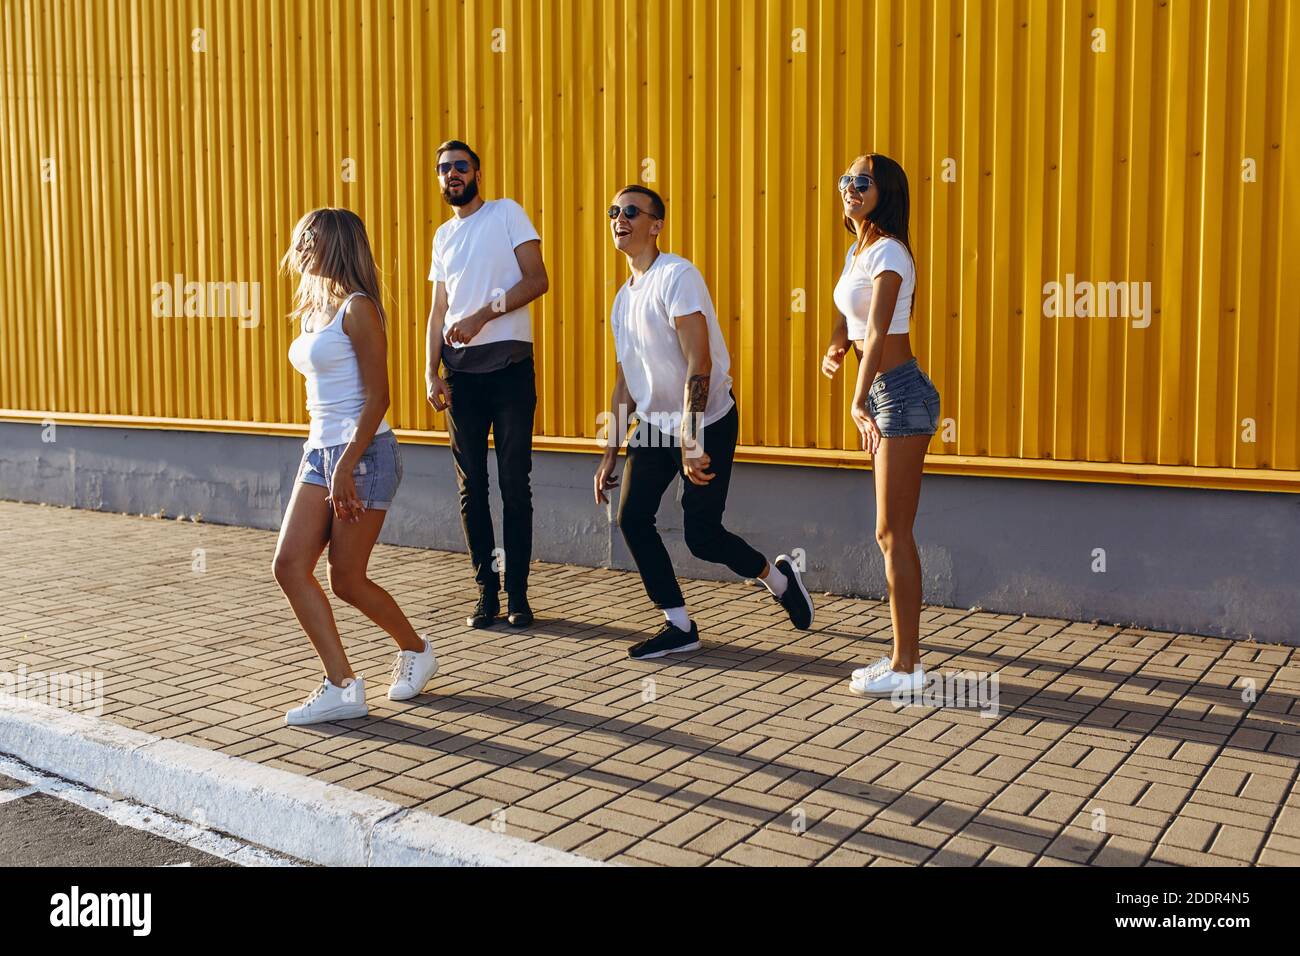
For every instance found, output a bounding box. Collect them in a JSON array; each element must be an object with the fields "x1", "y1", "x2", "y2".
[
  {"x1": 296, "y1": 430, "x2": 402, "y2": 510},
  {"x1": 867, "y1": 358, "x2": 941, "y2": 438}
]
